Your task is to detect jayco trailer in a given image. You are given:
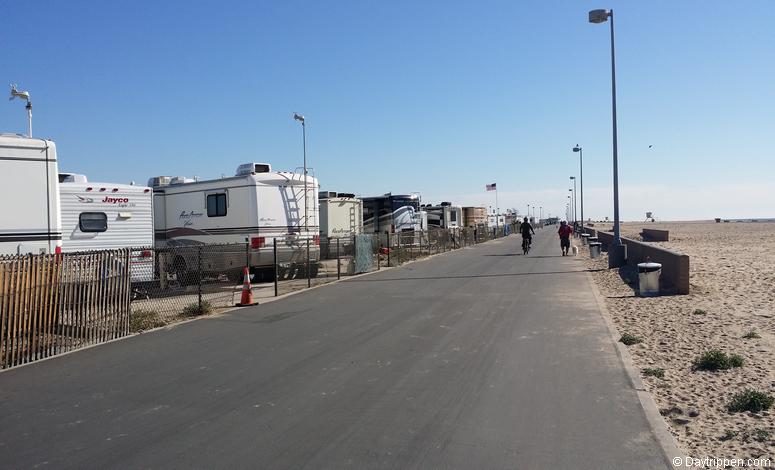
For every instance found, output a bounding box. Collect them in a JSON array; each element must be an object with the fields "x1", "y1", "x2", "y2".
[
  {"x1": 0, "y1": 134, "x2": 61, "y2": 255},
  {"x1": 58, "y1": 174, "x2": 154, "y2": 282},
  {"x1": 319, "y1": 191, "x2": 363, "y2": 238},
  {"x1": 151, "y1": 163, "x2": 320, "y2": 280}
]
